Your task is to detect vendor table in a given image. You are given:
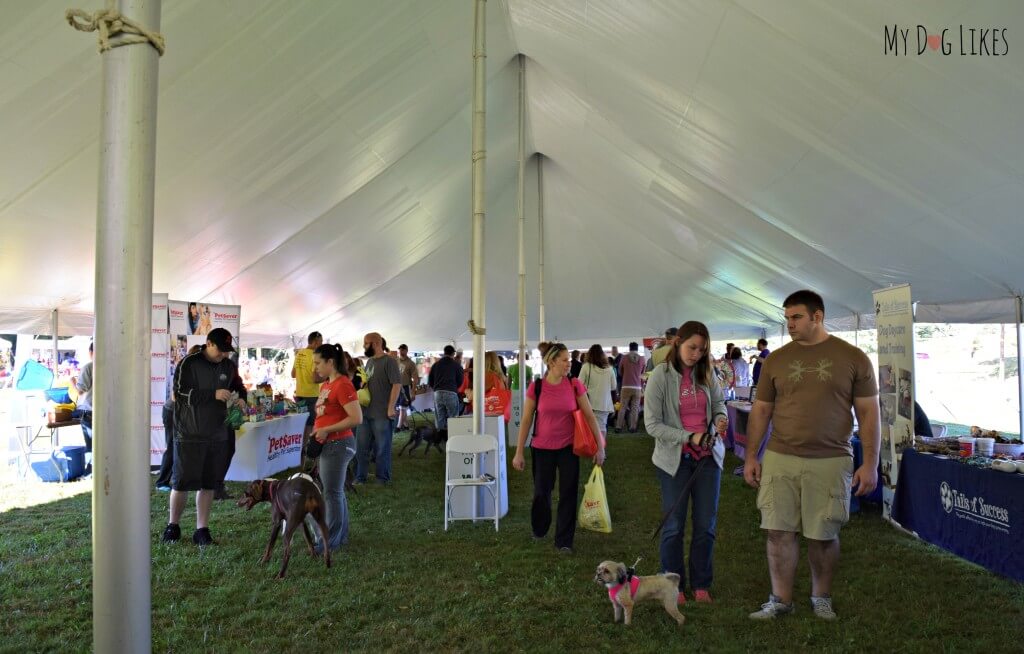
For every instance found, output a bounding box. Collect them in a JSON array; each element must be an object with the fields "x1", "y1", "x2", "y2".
[
  {"x1": 727, "y1": 401, "x2": 771, "y2": 461},
  {"x1": 15, "y1": 418, "x2": 80, "y2": 479},
  {"x1": 892, "y1": 449, "x2": 1024, "y2": 582},
  {"x1": 850, "y1": 435, "x2": 883, "y2": 510},
  {"x1": 411, "y1": 388, "x2": 434, "y2": 413},
  {"x1": 224, "y1": 413, "x2": 306, "y2": 481}
]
